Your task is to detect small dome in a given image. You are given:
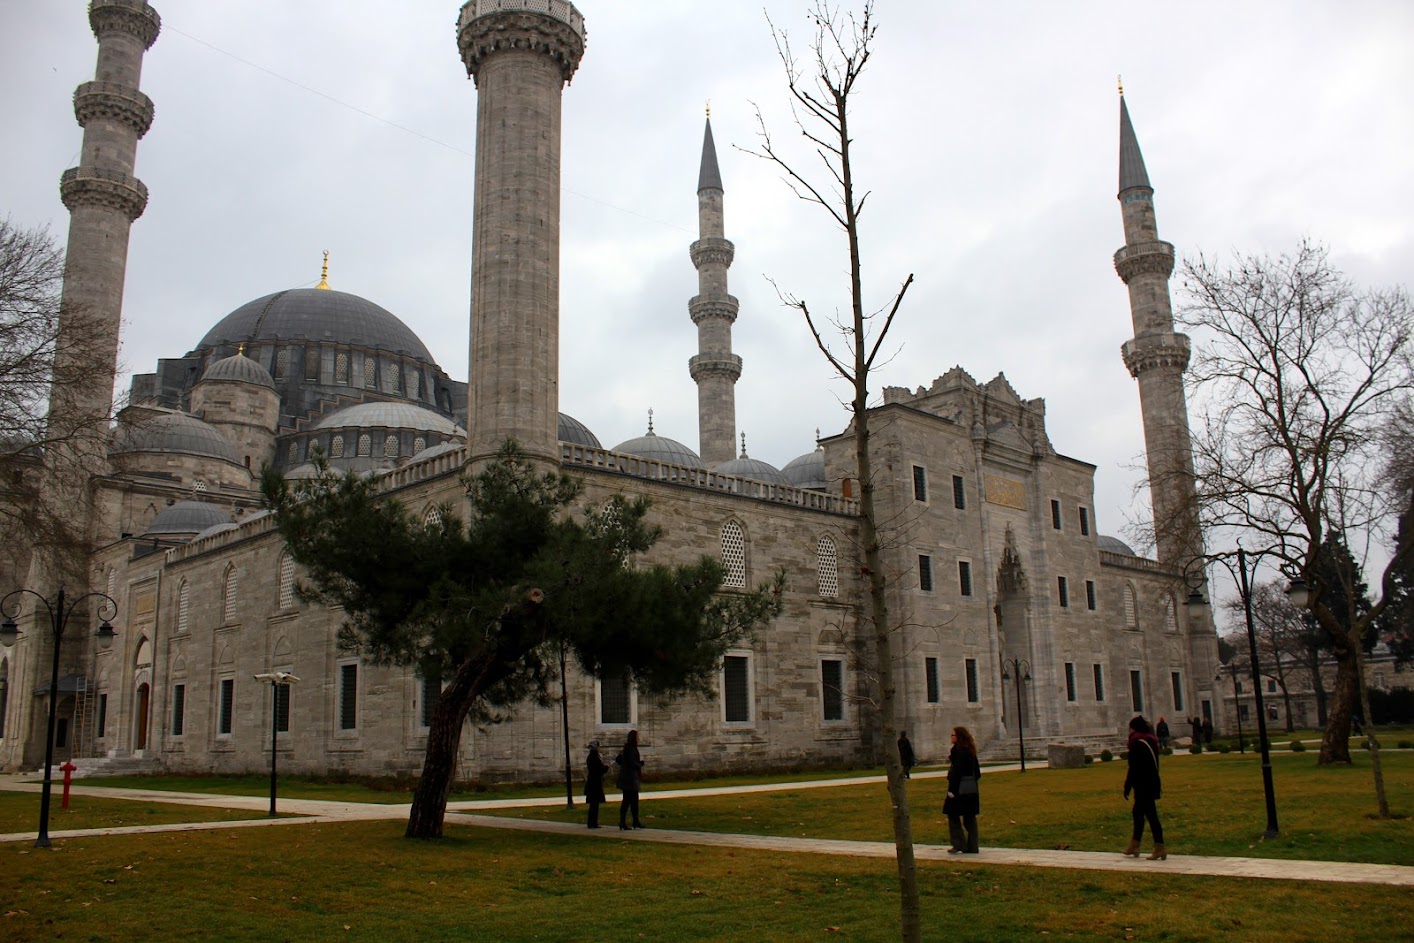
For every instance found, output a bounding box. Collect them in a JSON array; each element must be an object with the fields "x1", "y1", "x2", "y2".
[
  {"x1": 409, "y1": 441, "x2": 465, "y2": 463},
  {"x1": 612, "y1": 429, "x2": 705, "y2": 469},
  {"x1": 284, "y1": 463, "x2": 321, "y2": 480},
  {"x1": 144, "y1": 500, "x2": 233, "y2": 536},
  {"x1": 714, "y1": 455, "x2": 789, "y2": 485},
  {"x1": 199, "y1": 353, "x2": 275, "y2": 388},
  {"x1": 200, "y1": 288, "x2": 435, "y2": 363},
  {"x1": 558, "y1": 412, "x2": 601, "y2": 448},
  {"x1": 314, "y1": 401, "x2": 465, "y2": 436},
  {"x1": 781, "y1": 447, "x2": 826, "y2": 490},
  {"x1": 193, "y1": 522, "x2": 240, "y2": 541},
  {"x1": 1097, "y1": 535, "x2": 1138, "y2": 556},
  {"x1": 111, "y1": 413, "x2": 242, "y2": 465}
]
